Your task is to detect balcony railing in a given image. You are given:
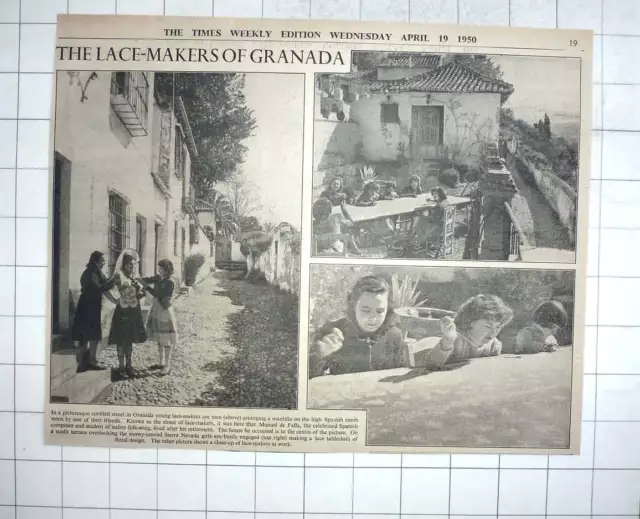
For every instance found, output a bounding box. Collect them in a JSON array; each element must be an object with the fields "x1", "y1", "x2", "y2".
[
  {"x1": 110, "y1": 72, "x2": 149, "y2": 137},
  {"x1": 504, "y1": 202, "x2": 524, "y2": 261}
]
